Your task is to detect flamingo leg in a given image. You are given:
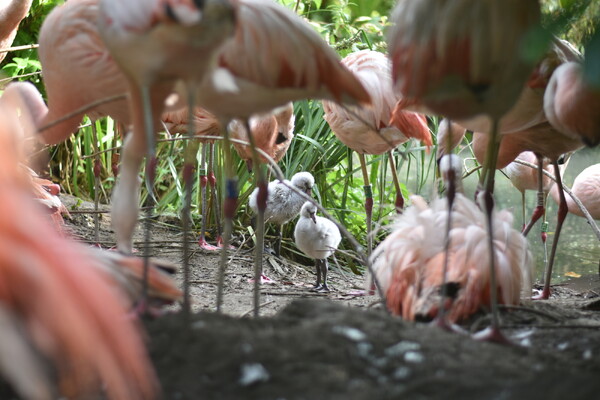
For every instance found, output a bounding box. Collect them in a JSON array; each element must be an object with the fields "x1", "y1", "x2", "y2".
[
  {"x1": 520, "y1": 191, "x2": 526, "y2": 231},
  {"x1": 274, "y1": 224, "x2": 283, "y2": 257},
  {"x1": 207, "y1": 143, "x2": 225, "y2": 248},
  {"x1": 388, "y1": 151, "x2": 404, "y2": 212},
  {"x1": 91, "y1": 121, "x2": 101, "y2": 245},
  {"x1": 358, "y1": 153, "x2": 373, "y2": 254},
  {"x1": 320, "y1": 259, "x2": 330, "y2": 292},
  {"x1": 198, "y1": 142, "x2": 218, "y2": 251},
  {"x1": 312, "y1": 259, "x2": 323, "y2": 290},
  {"x1": 433, "y1": 118, "x2": 457, "y2": 331},
  {"x1": 522, "y1": 154, "x2": 546, "y2": 237},
  {"x1": 244, "y1": 119, "x2": 267, "y2": 318},
  {"x1": 181, "y1": 139, "x2": 199, "y2": 316},
  {"x1": 534, "y1": 161, "x2": 568, "y2": 300},
  {"x1": 472, "y1": 118, "x2": 511, "y2": 344},
  {"x1": 216, "y1": 122, "x2": 237, "y2": 313},
  {"x1": 112, "y1": 133, "x2": 143, "y2": 254}
]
